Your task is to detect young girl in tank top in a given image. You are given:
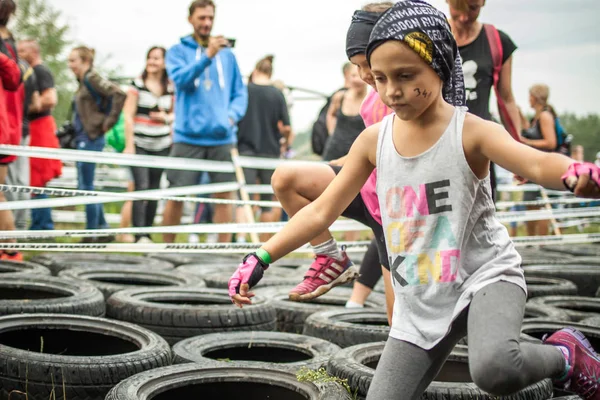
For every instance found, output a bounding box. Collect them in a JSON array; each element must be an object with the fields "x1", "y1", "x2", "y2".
[{"x1": 229, "y1": 1, "x2": 600, "y2": 399}]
